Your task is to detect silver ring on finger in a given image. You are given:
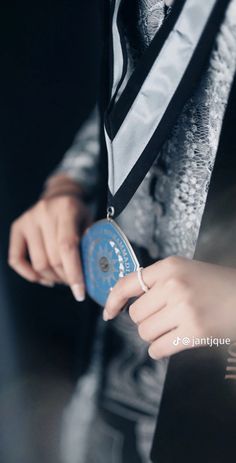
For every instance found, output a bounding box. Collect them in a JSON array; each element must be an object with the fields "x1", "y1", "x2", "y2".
[{"x1": 137, "y1": 266, "x2": 149, "y2": 293}]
